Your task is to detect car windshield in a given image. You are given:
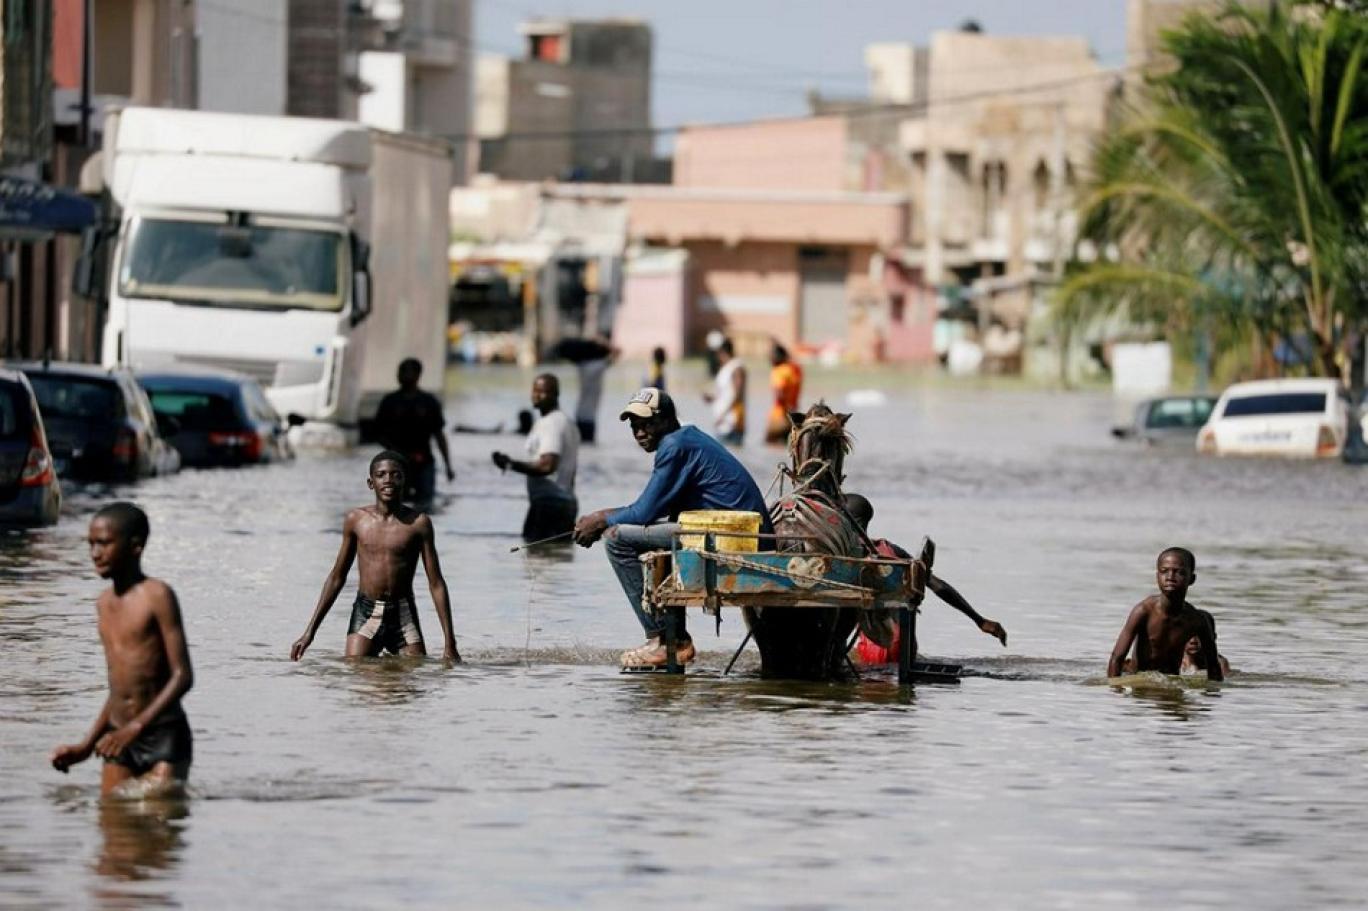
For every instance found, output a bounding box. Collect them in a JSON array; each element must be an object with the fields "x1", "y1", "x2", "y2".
[
  {"x1": 27, "y1": 375, "x2": 120, "y2": 421},
  {"x1": 0, "y1": 383, "x2": 24, "y2": 440},
  {"x1": 147, "y1": 389, "x2": 240, "y2": 431},
  {"x1": 119, "y1": 217, "x2": 346, "y2": 311},
  {"x1": 1145, "y1": 398, "x2": 1213, "y2": 429},
  {"x1": 1222, "y1": 392, "x2": 1328, "y2": 417}
]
